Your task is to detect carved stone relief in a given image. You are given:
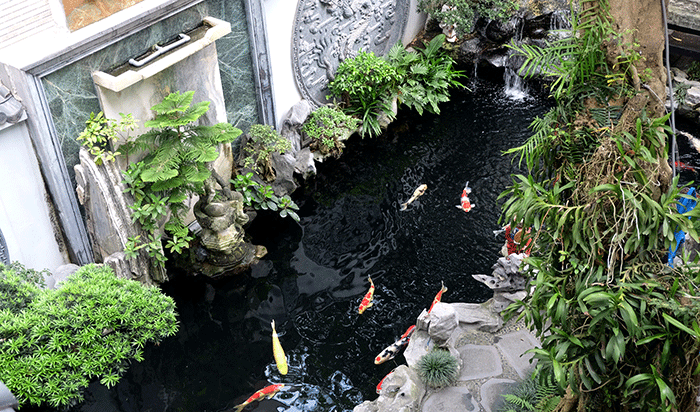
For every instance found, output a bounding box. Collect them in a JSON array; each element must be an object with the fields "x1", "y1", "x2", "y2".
[{"x1": 292, "y1": 0, "x2": 409, "y2": 106}]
